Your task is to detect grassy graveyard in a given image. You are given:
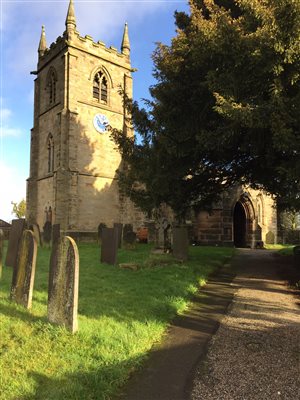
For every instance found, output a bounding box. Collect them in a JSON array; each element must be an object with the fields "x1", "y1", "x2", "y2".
[{"x1": 0, "y1": 242, "x2": 233, "y2": 400}]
